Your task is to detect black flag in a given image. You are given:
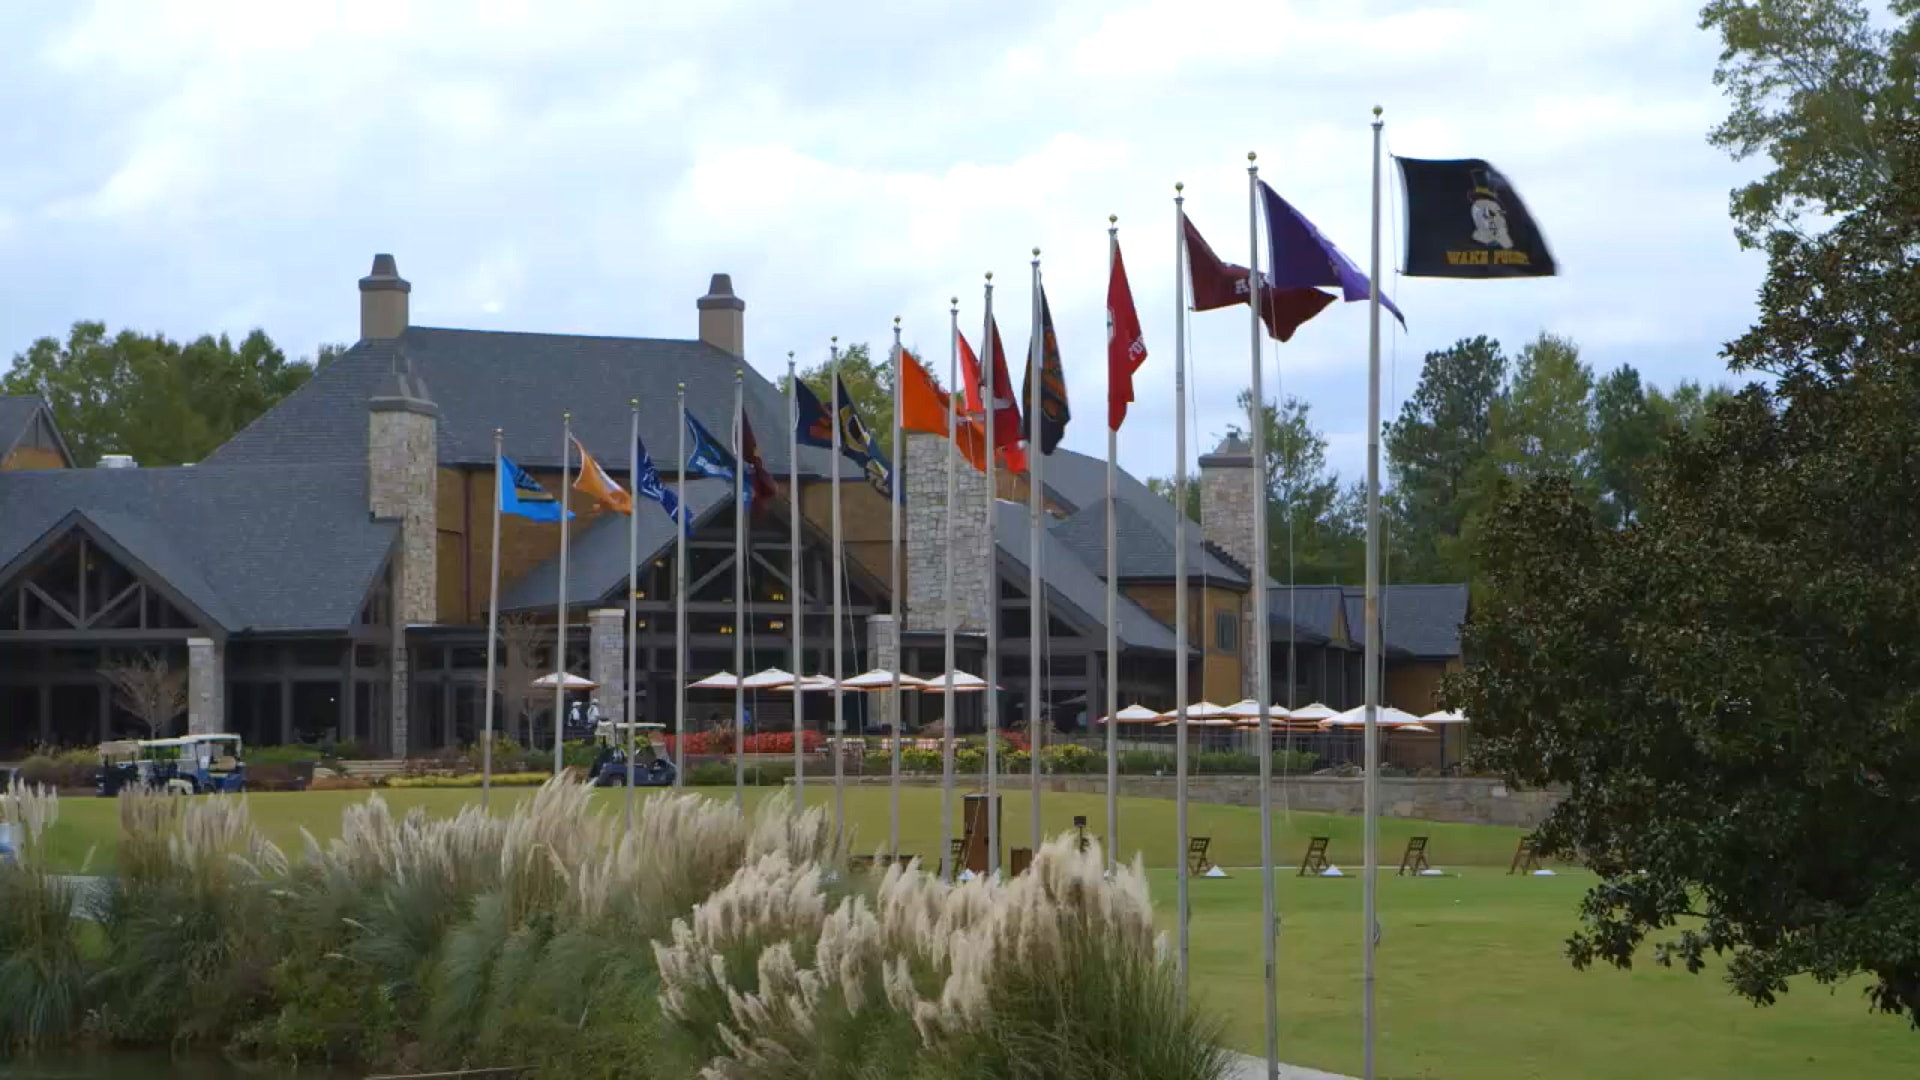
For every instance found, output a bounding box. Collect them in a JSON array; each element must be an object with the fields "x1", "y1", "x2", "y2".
[
  {"x1": 1397, "y1": 157, "x2": 1555, "y2": 279},
  {"x1": 1022, "y1": 286, "x2": 1070, "y2": 455}
]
